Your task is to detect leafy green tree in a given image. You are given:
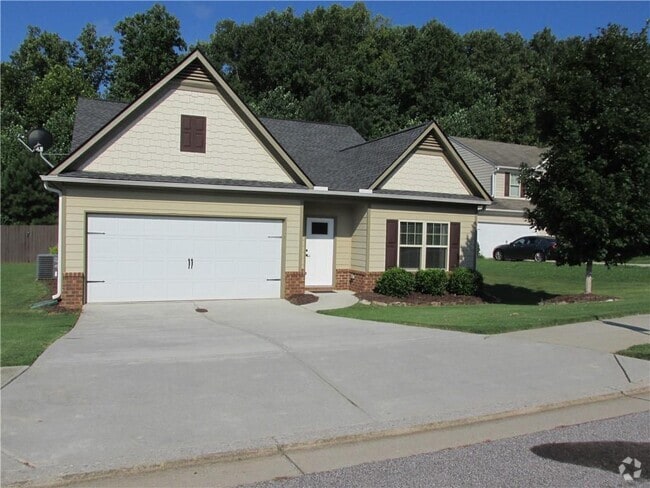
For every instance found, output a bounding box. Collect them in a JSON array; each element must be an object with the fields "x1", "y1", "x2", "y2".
[
  {"x1": 248, "y1": 86, "x2": 303, "y2": 120},
  {"x1": 74, "y1": 23, "x2": 114, "y2": 92},
  {"x1": 110, "y1": 4, "x2": 186, "y2": 100},
  {"x1": 521, "y1": 24, "x2": 650, "y2": 293}
]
